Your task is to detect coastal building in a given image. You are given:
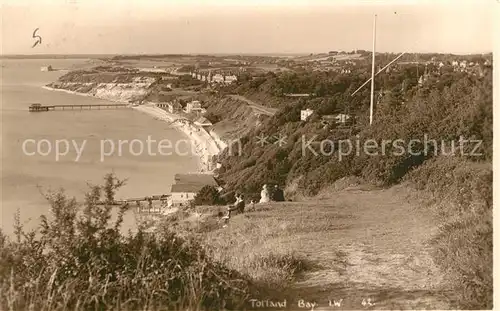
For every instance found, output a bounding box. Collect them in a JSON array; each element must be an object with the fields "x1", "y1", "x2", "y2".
[
  {"x1": 167, "y1": 101, "x2": 182, "y2": 114},
  {"x1": 334, "y1": 113, "x2": 351, "y2": 124},
  {"x1": 300, "y1": 109, "x2": 314, "y2": 121},
  {"x1": 169, "y1": 173, "x2": 220, "y2": 207},
  {"x1": 212, "y1": 74, "x2": 225, "y2": 83},
  {"x1": 224, "y1": 75, "x2": 238, "y2": 84},
  {"x1": 170, "y1": 184, "x2": 201, "y2": 207},
  {"x1": 156, "y1": 103, "x2": 169, "y2": 110},
  {"x1": 185, "y1": 100, "x2": 203, "y2": 114}
]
